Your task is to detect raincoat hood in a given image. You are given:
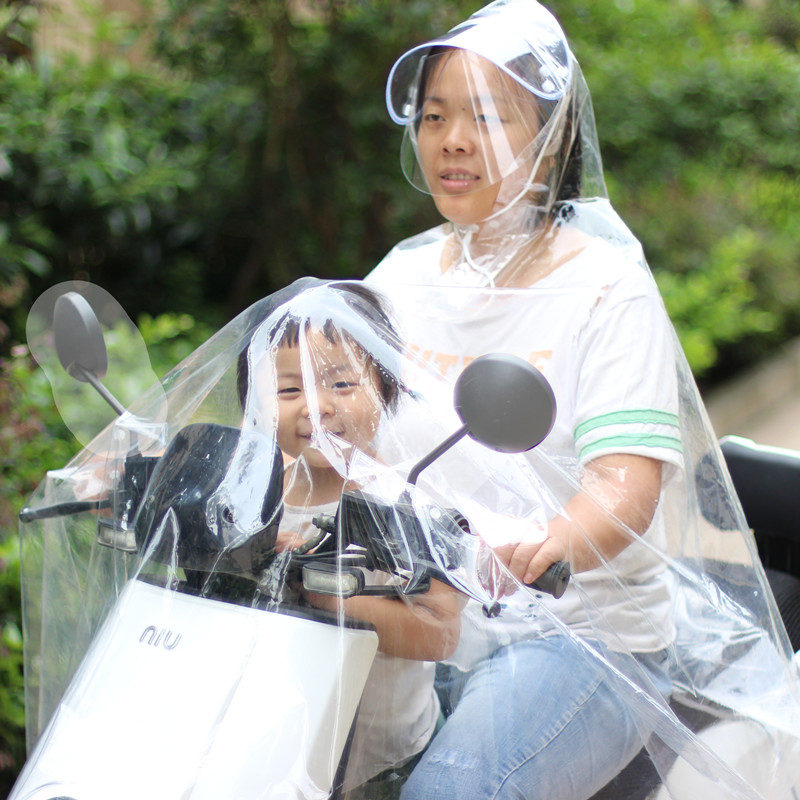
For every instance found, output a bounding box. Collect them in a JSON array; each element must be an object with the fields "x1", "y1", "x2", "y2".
[{"x1": 384, "y1": 0, "x2": 605, "y2": 288}]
